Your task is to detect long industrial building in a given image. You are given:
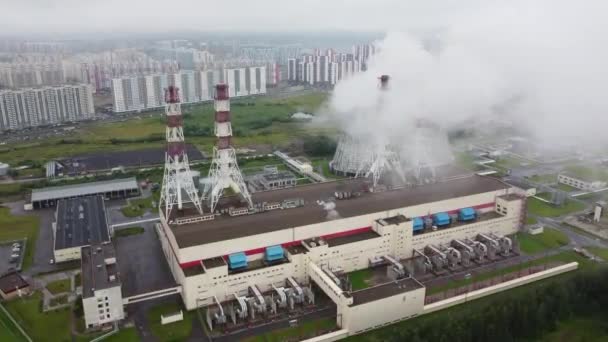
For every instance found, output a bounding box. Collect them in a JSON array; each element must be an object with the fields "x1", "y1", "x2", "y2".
[
  {"x1": 156, "y1": 167, "x2": 524, "y2": 334},
  {"x1": 0, "y1": 84, "x2": 95, "y2": 131}
]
